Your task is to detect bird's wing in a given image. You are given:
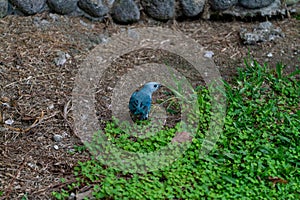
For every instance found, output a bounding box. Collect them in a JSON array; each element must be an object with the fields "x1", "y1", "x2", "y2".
[
  {"x1": 129, "y1": 91, "x2": 138, "y2": 113},
  {"x1": 140, "y1": 94, "x2": 152, "y2": 115},
  {"x1": 129, "y1": 91, "x2": 151, "y2": 118}
]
